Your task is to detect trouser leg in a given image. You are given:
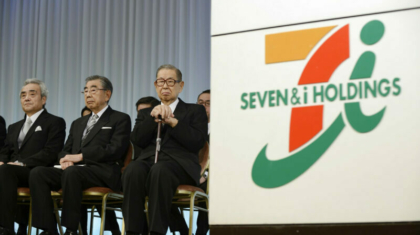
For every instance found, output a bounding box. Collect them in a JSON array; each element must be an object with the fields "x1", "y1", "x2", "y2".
[
  {"x1": 168, "y1": 205, "x2": 188, "y2": 234},
  {"x1": 30, "y1": 167, "x2": 62, "y2": 232},
  {"x1": 121, "y1": 160, "x2": 151, "y2": 234},
  {"x1": 0, "y1": 165, "x2": 30, "y2": 230},
  {"x1": 61, "y1": 166, "x2": 109, "y2": 231},
  {"x1": 16, "y1": 205, "x2": 29, "y2": 235},
  {"x1": 146, "y1": 160, "x2": 195, "y2": 235}
]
